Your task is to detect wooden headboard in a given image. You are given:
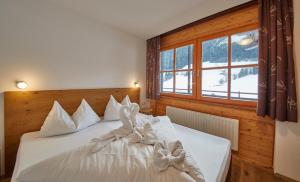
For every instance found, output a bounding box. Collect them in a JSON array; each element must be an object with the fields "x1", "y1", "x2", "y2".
[{"x1": 4, "y1": 88, "x2": 140, "y2": 176}]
